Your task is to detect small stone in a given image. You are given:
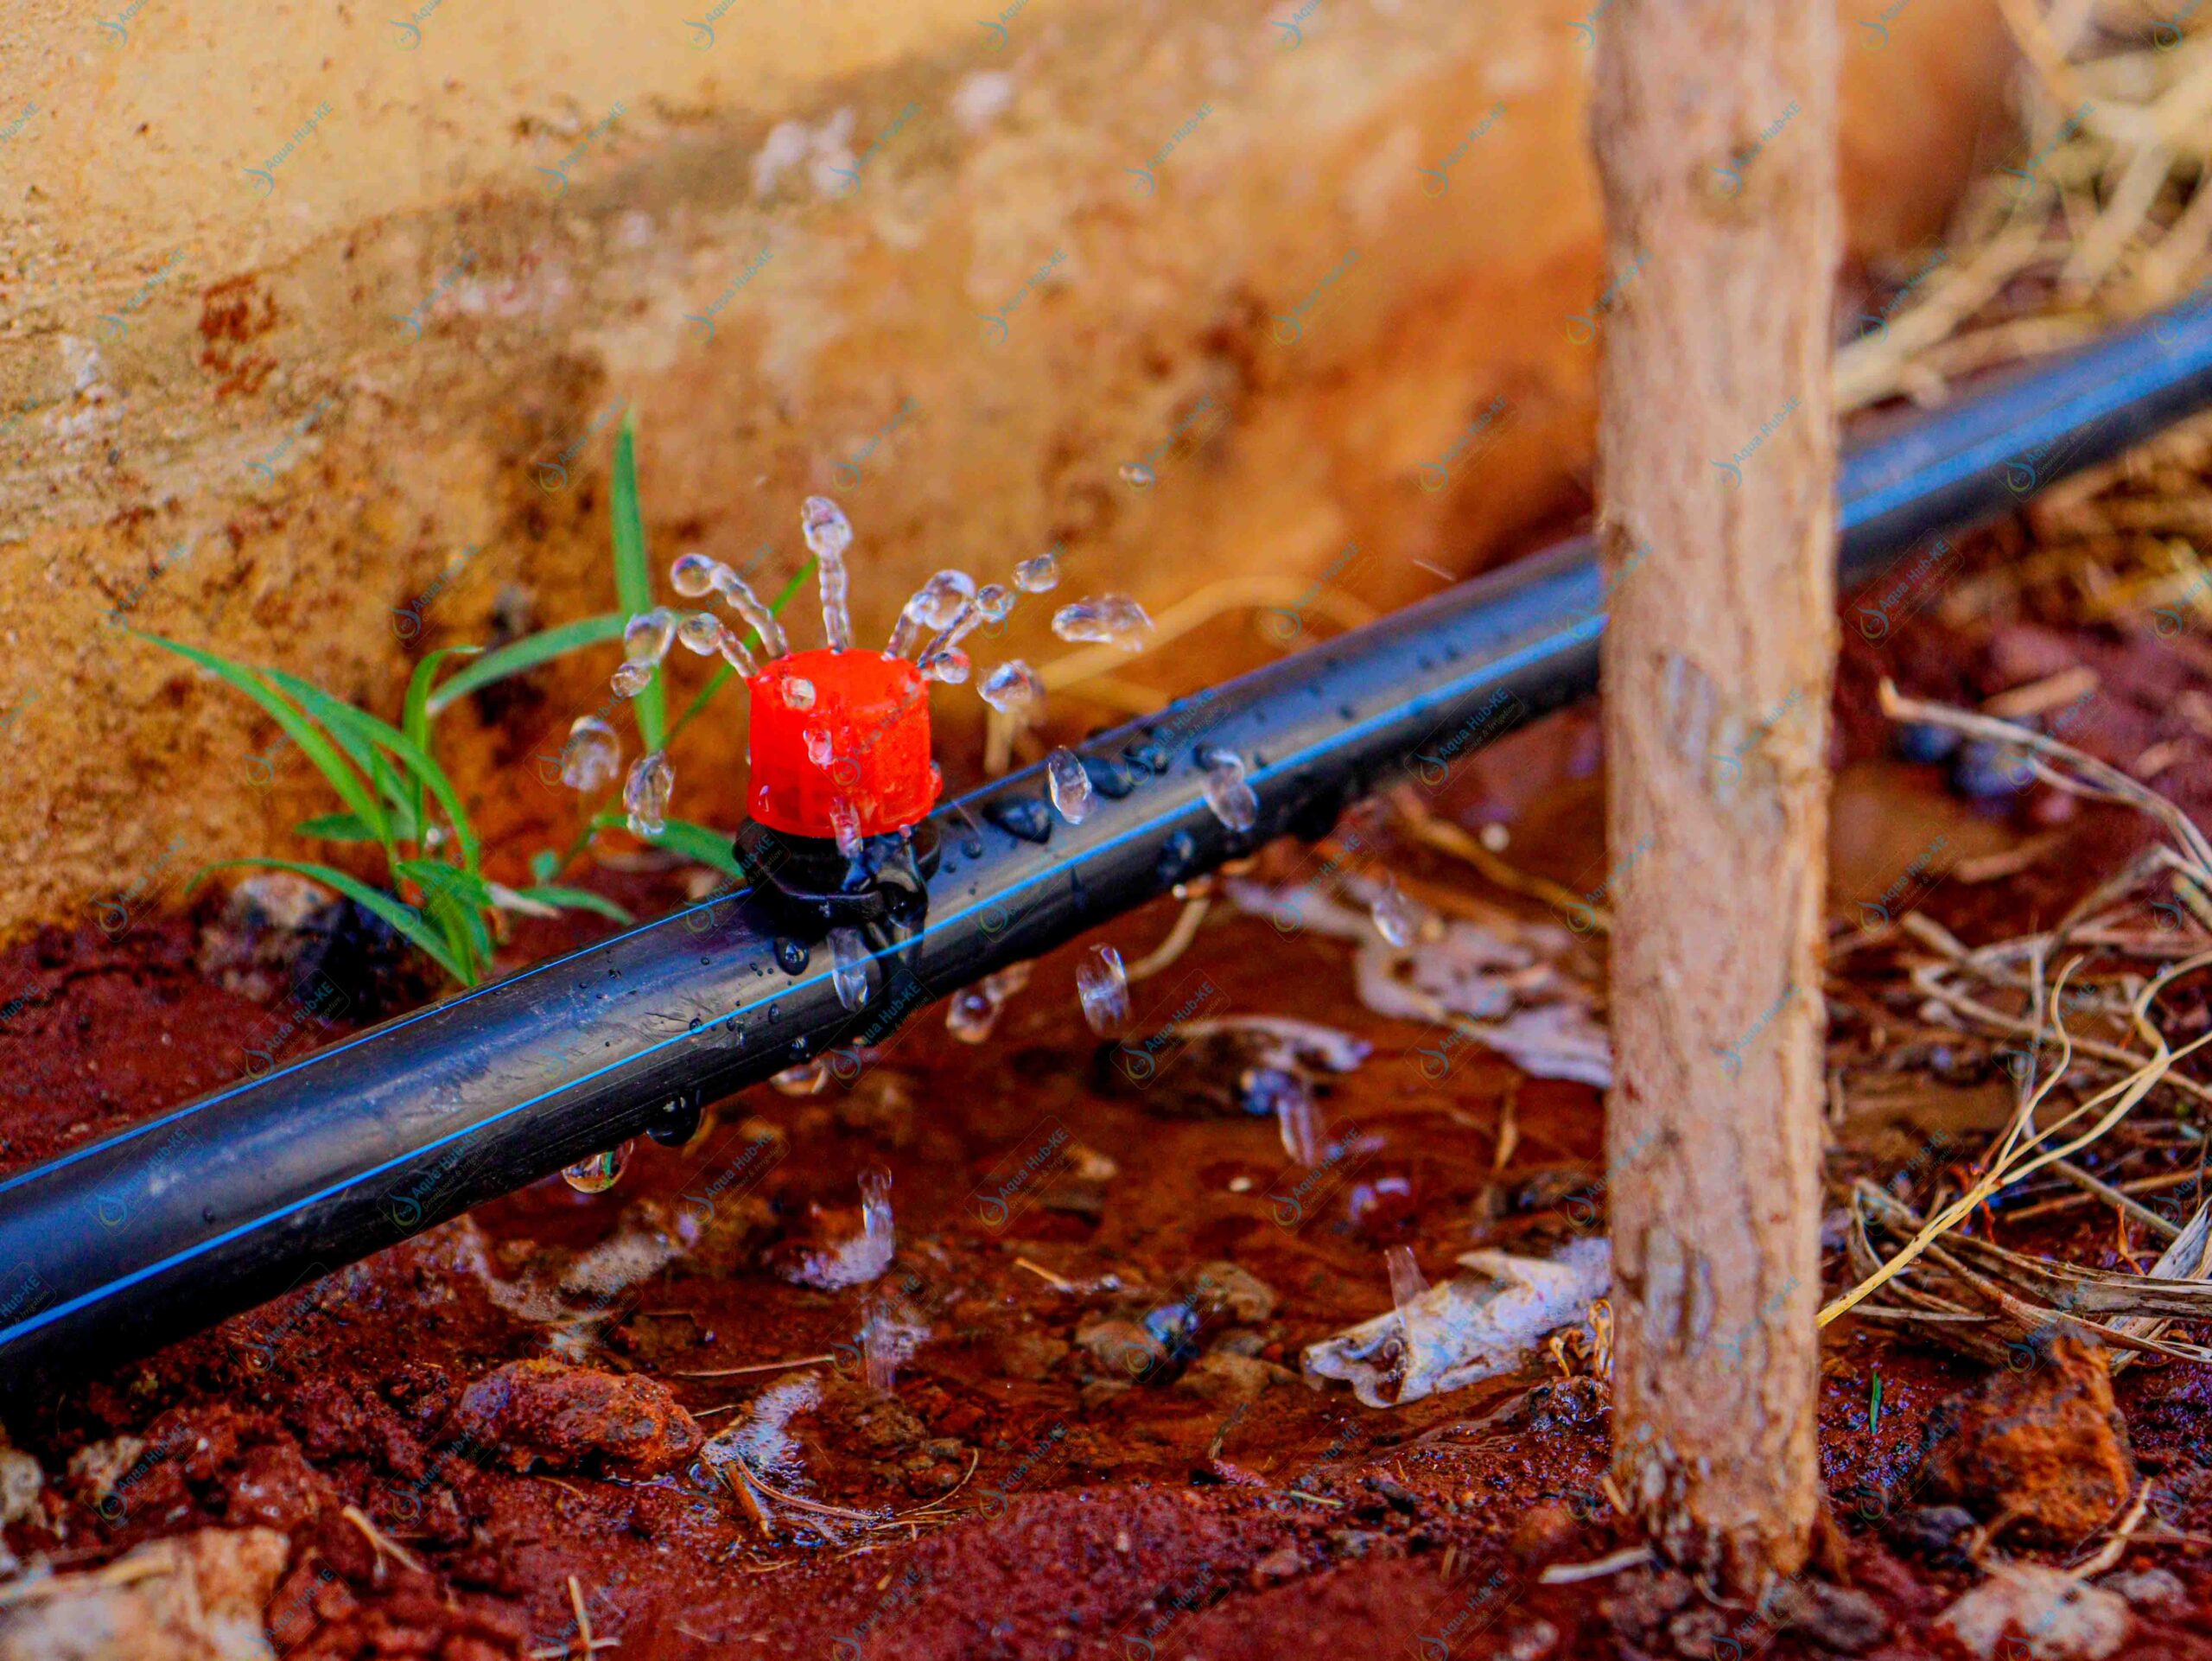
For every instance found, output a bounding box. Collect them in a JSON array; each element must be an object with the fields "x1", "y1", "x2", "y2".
[
  {"x1": 1767, "y1": 1579, "x2": 1891, "y2": 1653},
  {"x1": 1075, "y1": 1317, "x2": 1165, "y2": 1378},
  {"x1": 1250, "y1": 1544, "x2": 1303, "y2": 1588},
  {"x1": 1885, "y1": 1503, "x2": 1979, "y2": 1565},
  {"x1": 2097, "y1": 1569, "x2": 2184, "y2": 1613},
  {"x1": 1922, "y1": 1334, "x2": 2138, "y2": 1543},
  {"x1": 1507, "y1": 1498, "x2": 1580, "y2": 1565},
  {"x1": 1174, "y1": 1352, "x2": 1277, "y2": 1405},
  {"x1": 1189, "y1": 1261, "x2": 1278, "y2": 1323},
  {"x1": 1936, "y1": 1563, "x2": 2132, "y2": 1661}
]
